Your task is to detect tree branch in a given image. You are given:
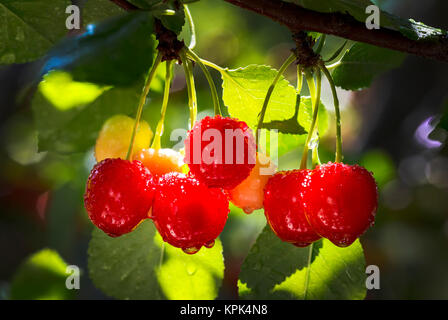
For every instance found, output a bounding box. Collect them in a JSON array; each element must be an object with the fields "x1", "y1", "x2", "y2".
[
  {"x1": 108, "y1": 0, "x2": 448, "y2": 63},
  {"x1": 223, "y1": 0, "x2": 448, "y2": 63}
]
